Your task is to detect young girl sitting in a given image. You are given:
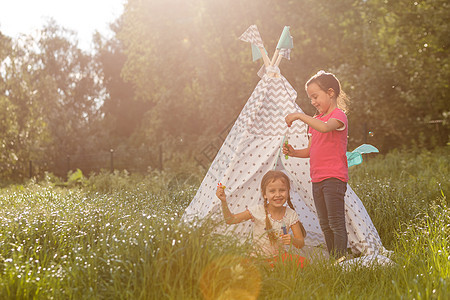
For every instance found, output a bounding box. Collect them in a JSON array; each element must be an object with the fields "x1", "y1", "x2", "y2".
[{"x1": 215, "y1": 170, "x2": 306, "y2": 267}]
